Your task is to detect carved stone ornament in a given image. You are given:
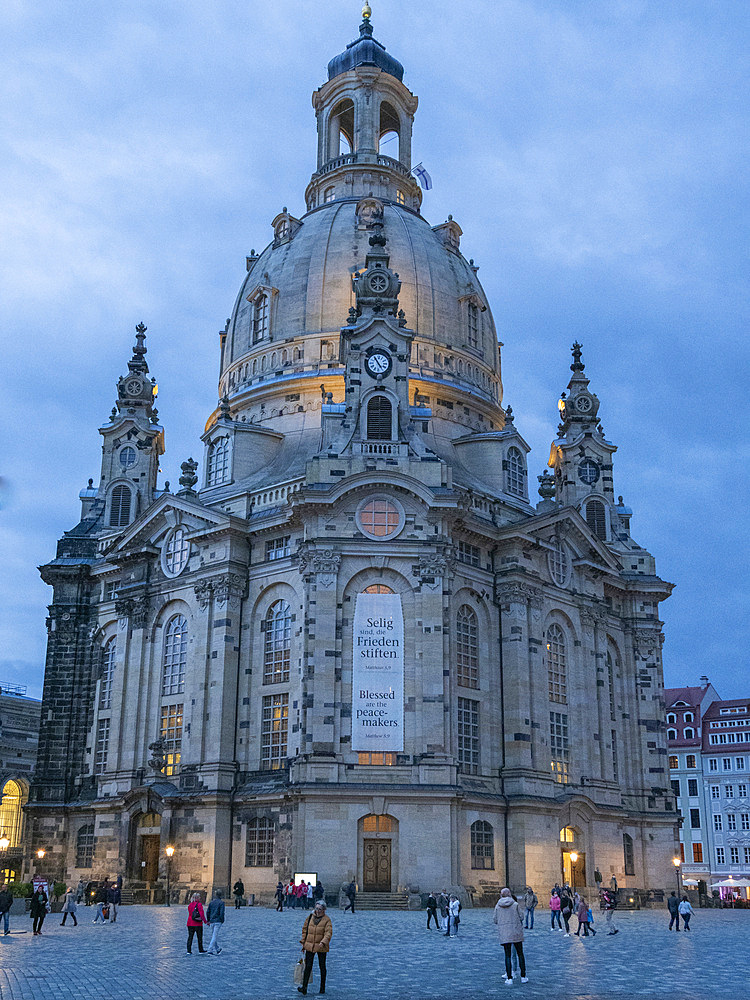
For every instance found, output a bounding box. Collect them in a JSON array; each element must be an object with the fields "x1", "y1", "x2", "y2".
[
  {"x1": 495, "y1": 582, "x2": 542, "y2": 607},
  {"x1": 417, "y1": 547, "x2": 455, "y2": 586},
  {"x1": 580, "y1": 607, "x2": 609, "y2": 628},
  {"x1": 148, "y1": 738, "x2": 167, "y2": 773},
  {"x1": 194, "y1": 579, "x2": 213, "y2": 610},
  {"x1": 213, "y1": 573, "x2": 247, "y2": 610},
  {"x1": 297, "y1": 544, "x2": 341, "y2": 589},
  {"x1": 355, "y1": 196, "x2": 384, "y2": 228},
  {"x1": 115, "y1": 595, "x2": 150, "y2": 629}
]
